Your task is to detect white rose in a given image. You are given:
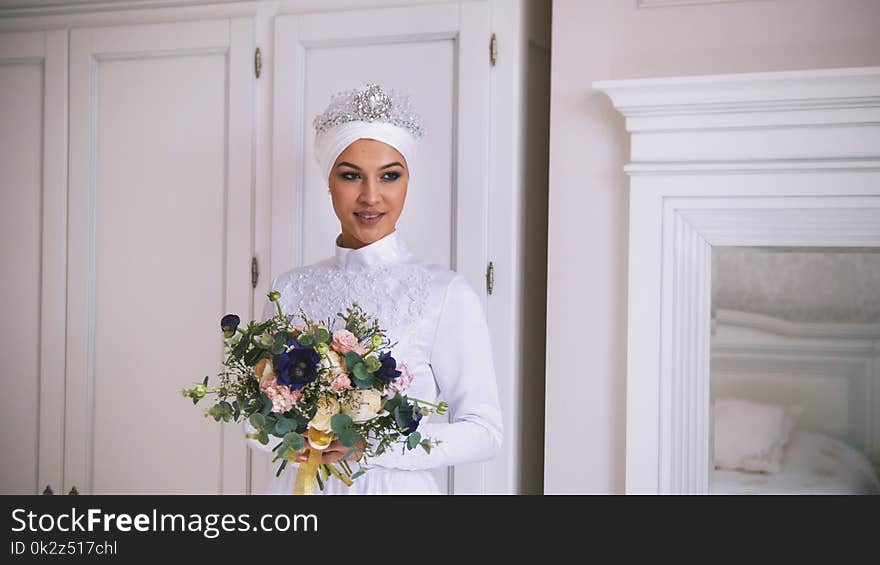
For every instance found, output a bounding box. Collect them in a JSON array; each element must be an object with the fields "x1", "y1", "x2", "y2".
[
  {"x1": 318, "y1": 350, "x2": 346, "y2": 379},
  {"x1": 342, "y1": 389, "x2": 383, "y2": 423},
  {"x1": 309, "y1": 396, "x2": 340, "y2": 432}
]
